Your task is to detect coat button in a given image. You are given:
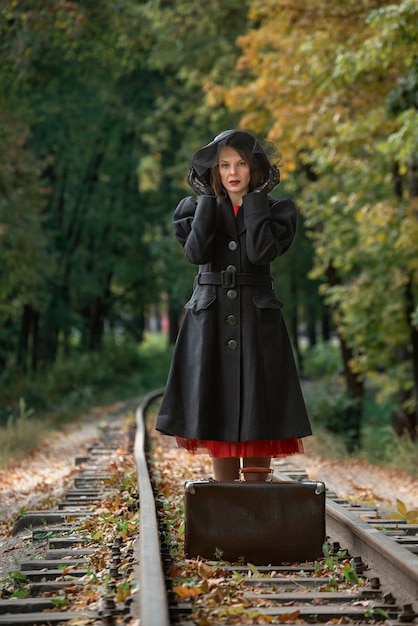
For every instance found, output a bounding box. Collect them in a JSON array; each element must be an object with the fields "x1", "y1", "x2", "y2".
[
  {"x1": 228, "y1": 240, "x2": 238, "y2": 251},
  {"x1": 226, "y1": 264, "x2": 236, "y2": 272},
  {"x1": 227, "y1": 314, "x2": 237, "y2": 325},
  {"x1": 227, "y1": 339, "x2": 238, "y2": 350},
  {"x1": 226, "y1": 289, "x2": 237, "y2": 300}
]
